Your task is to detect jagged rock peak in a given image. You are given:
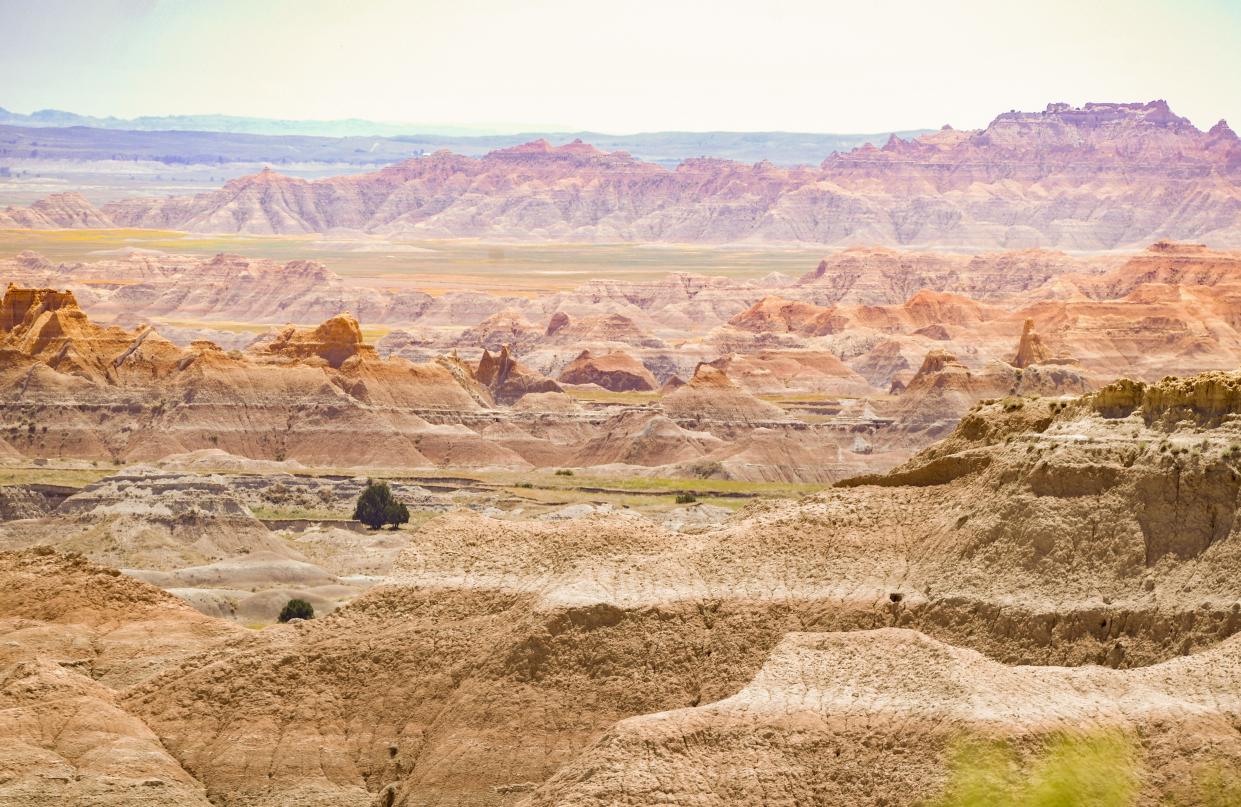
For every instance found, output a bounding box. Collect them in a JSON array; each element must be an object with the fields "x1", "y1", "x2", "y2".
[
  {"x1": 1011, "y1": 318, "x2": 1051, "y2": 369},
  {"x1": 476, "y1": 344, "x2": 515, "y2": 387},
  {"x1": 1209, "y1": 119, "x2": 1238, "y2": 140}
]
